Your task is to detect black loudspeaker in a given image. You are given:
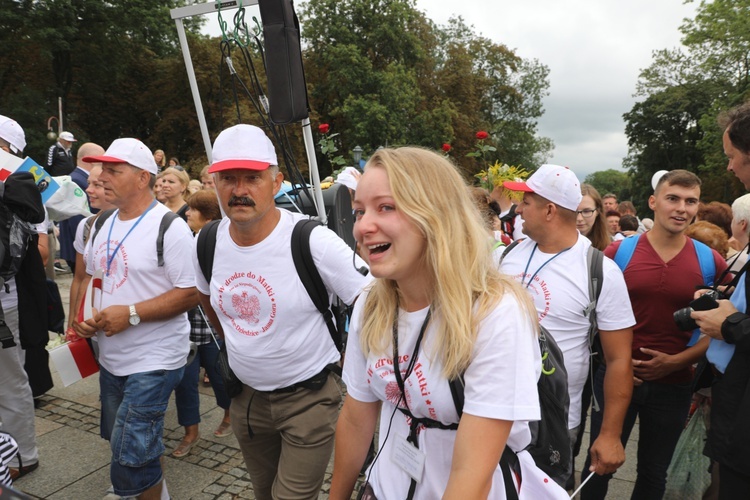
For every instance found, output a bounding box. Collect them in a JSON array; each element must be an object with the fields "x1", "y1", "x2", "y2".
[
  {"x1": 258, "y1": 0, "x2": 309, "y2": 124},
  {"x1": 276, "y1": 183, "x2": 355, "y2": 250}
]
